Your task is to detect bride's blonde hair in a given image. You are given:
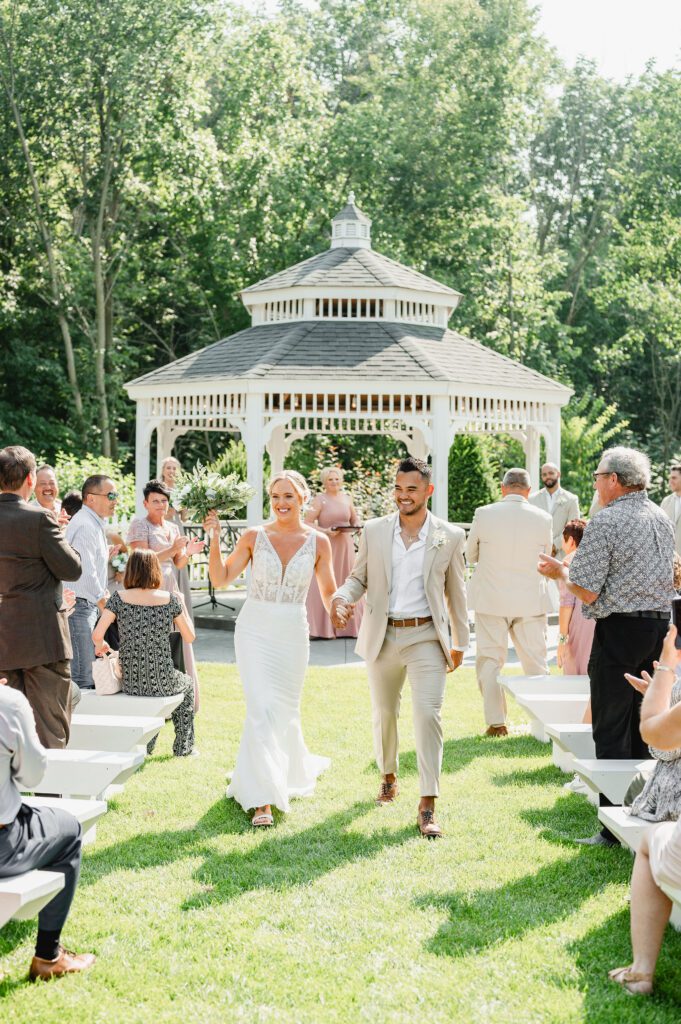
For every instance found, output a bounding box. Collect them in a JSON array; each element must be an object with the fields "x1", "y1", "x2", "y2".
[{"x1": 267, "y1": 470, "x2": 310, "y2": 507}]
